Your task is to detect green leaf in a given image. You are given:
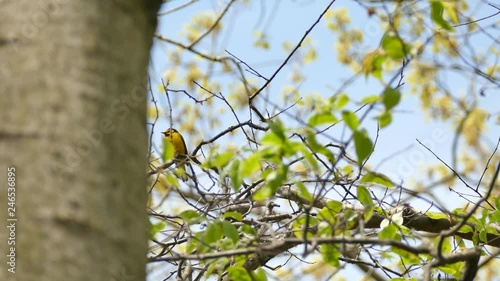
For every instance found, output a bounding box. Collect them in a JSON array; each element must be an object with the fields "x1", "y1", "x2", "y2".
[
  {"x1": 296, "y1": 181, "x2": 313, "y2": 203},
  {"x1": 353, "y1": 129, "x2": 373, "y2": 165},
  {"x1": 252, "y1": 185, "x2": 273, "y2": 201},
  {"x1": 241, "y1": 224, "x2": 258, "y2": 237},
  {"x1": 251, "y1": 268, "x2": 268, "y2": 281},
  {"x1": 261, "y1": 121, "x2": 294, "y2": 161},
  {"x1": 480, "y1": 208, "x2": 488, "y2": 224},
  {"x1": 320, "y1": 244, "x2": 340, "y2": 266},
  {"x1": 162, "y1": 139, "x2": 175, "y2": 162},
  {"x1": 317, "y1": 220, "x2": 334, "y2": 234},
  {"x1": 382, "y1": 88, "x2": 401, "y2": 110},
  {"x1": 360, "y1": 172, "x2": 394, "y2": 188},
  {"x1": 179, "y1": 210, "x2": 203, "y2": 224},
  {"x1": 317, "y1": 221, "x2": 332, "y2": 237},
  {"x1": 260, "y1": 136, "x2": 284, "y2": 163},
  {"x1": 392, "y1": 248, "x2": 421, "y2": 266},
  {"x1": 165, "y1": 173, "x2": 180, "y2": 187},
  {"x1": 206, "y1": 257, "x2": 230, "y2": 278},
  {"x1": 381, "y1": 34, "x2": 409, "y2": 60},
  {"x1": 399, "y1": 224, "x2": 413, "y2": 237},
  {"x1": 301, "y1": 149, "x2": 319, "y2": 172},
  {"x1": 486, "y1": 225, "x2": 499, "y2": 235},
  {"x1": 267, "y1": 120, "x2": 286, "y2": 141},
  {"x1": 317, "y1": 208, "x2": 334, "y2": 222},
  {"x1": 374, "y1": 206, "x2": 384, "y2": 215},
  {"x1": 229, "y1": 159, "x2": 243, "y2": 191},
  {"x1": 227, "y1": 266, "x2": 252, "y2": 281},
  {"x1": 340, "y1": 165, "x2": 353, "y2": 177},
  {"x1": 371, "y1": 55, "x2": 386, "y2": 79},
  {"x1": 451, "y1": 208, "x2": 467, "y2": 217},
  {"x1": 443, "y1": 2, "x2": 459, "y2": 24},
  {"x1": 222, "y1": 221, "x2": 239, "y2": 244},
  {"x1": 223, "y1": 211, "x2": 243, "y2": 222},
  {"x1": 438, "y1": 260, "x2": 462, "y2": 278},
  {"x1": 458, "y1": 225, "x2": 474, "y2": 234},
  {"x1": 293, "y1": 215, "x2": 318, "y2": 239},
  {"x1": 430, "y1": 1, "x2": 453, "y2": 31},
  {"x1": 332, "y1": 93, "x2": 349, "y2": 110},
  {"x1": 364, "y1": 205, "x2": 374, "y2": 221},
  {"x1": 253, "y1": 165, "x2": 288, "y2": 200},
  {"x1": 241, "y1": 153, "x2": 261, "y2": 177},
  {"x1": 318, "y1": 201, "x2": 343, "y2": 221},
  {"x1": 426, "y1": 212, "x2": 448, "y2": 220},
  {"x1": 187, "y1": 232, "x2": 203, "y2": 253},
  {"x1": 379, "y1": 224, "x2": 401, "y2": 240},
  {"x1": 261, "y1": 132, "x2": 284, "y2": 147},
  {"x1": 378, "y1": 111, "x2": 392, "y2": 128},
  {"x1": 205, "y1": 221, "x2": 223, "y2": 244},
  {"x1": 479, "y1": 229, "x2": 488, "y2": 242},
  {"x1": 438, "y1": 265, "x2": 458, "y2": 277},
  {"x1": 148, "y1": 221, "x2": 166, "y2": 239},
  {"x1": 362, "y1": 51, "x2": 386, "y2": 79},
  {"x1": 452, "y1": 208, "x2": 482, "y2": 226},
  {"x1": 361, "y1": 95, "x2": 379, "y2": 104},
  {"x1": 209, "y1": 152, "x2": 234, "y2": 168},
  {"x1": 344, "y1": 209, "x2": 359, "y2": 229},
  {"x1": 220, "y1": 237, "x2": 236, "y2": 250},
  {"x1": 326, "y1": 200, "x2": 343, "y2": 213},
  {"x1": 472, "y1": 231, "x2": 479, "y2": 245},
  {"x1": 305, "y1": 131, "x2": 335, "y2": 162},
  {"x1": 496, "y1": 196, "x2": 500, "y2": 211},
  {"x1": 308, "y1": 112, "x2": 338, "y2": 126},
  {"x1": 341, "y1": 111, "x2": 359, "y2": 131},
  {"x1": 439, "y1": 236, "x2": 452, "y2": 254},
  {"x1": 454, "y1": 235, "x2": 466, "y2": 247},
  {"x1": 357, "y1": 185, "x2": 373, "y2": 207},
  {"x1": 268, "y1": 164, "x2": 288, "y2": 187},
  {"x1": 283, "y1": 140, "x2": 303, "y2": 157},
  {"x1": 489, "y1": 210, "x2": 500, "y2": 224}
]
